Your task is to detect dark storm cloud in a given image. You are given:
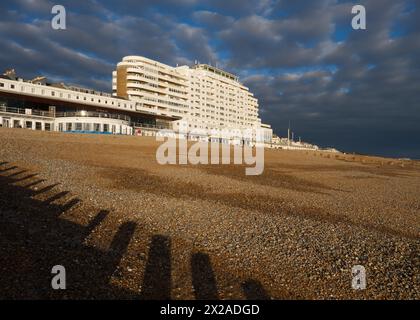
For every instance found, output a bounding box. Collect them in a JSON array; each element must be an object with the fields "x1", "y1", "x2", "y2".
[
  {"x1": 199, "y1": 0, "x2": 275, "y2": 17},
  {"x1": 0, "y1": 0, "x2": 419, "y2": 158},
  {"x1": 0, "y1": 0, "x2": 213, "y2": 89},
  {"x1": 192, "y1": 11, "x2": 235, "y2": 30},
  {"x1": 239, "y1": 0, "x2": 420, "y2": 158}
]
